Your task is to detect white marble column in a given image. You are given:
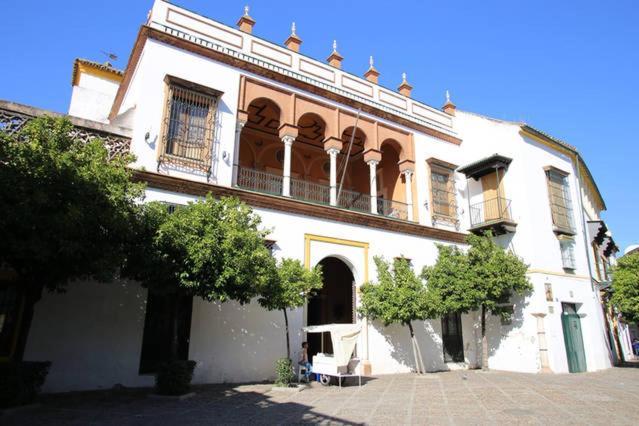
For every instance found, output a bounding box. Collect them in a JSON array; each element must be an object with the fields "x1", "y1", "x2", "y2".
[
  {"x1": 367, "y1": 160, "x2": 379, "y2": 214},
  {"x1": 327, "y1": 148, "x2": 339, "y2": 206},
  {"x1": 231, "y1": 120, "x2": 246, "y2": 187},
  {"x1": 281, "y1": 135, "x2": 294, "y2": 197},
  {"x1": 403, "y1": 170, "x2": 414, "y2": 221}
]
